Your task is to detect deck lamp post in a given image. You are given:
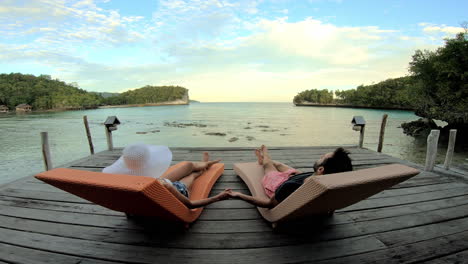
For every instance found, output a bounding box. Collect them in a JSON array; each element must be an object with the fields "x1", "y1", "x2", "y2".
[
  {"x1": 351, "y1": 116, "x2": 366, "y2": 148},
  {"x1": 104, "y1": 116, "x2": 121, "y2": 151}
]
